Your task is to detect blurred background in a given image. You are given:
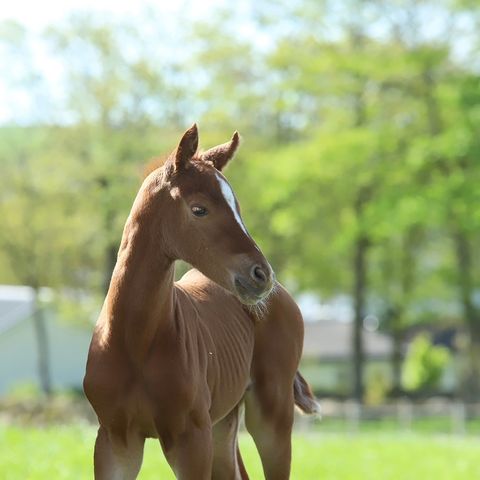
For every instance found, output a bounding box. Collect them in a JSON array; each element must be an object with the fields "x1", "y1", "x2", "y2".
[{"x1": 1, "y1": 0, "x2": 480, "y2": 478}]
